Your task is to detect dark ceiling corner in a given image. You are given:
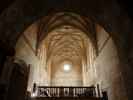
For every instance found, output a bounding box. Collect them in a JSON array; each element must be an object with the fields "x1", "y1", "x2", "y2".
[
  {"x1": 0, "y1": 0, "x2": 133, "y2": 20},
  {"x1": 117, "y1": 0, "x2": 133, "y2": 20},
  {"x1": 0, "y1": 0, "x2": 16, "y2": 14}
]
